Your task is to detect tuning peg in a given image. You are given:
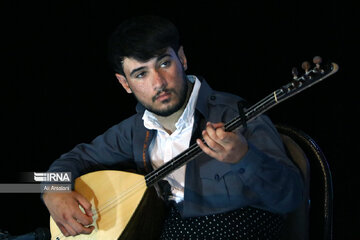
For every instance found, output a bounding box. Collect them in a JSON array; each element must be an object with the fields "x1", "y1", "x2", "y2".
[
  {"x1": 313, "y1": 56, "x2": 322, "y2": 65},
  {"x1": 313, "y1": 56, "x2": 322, "y2": 70},
  {"x1": 301, "y1": 61, "x2": 311, "y2": 73},
  {"x1": 291, "y1": 67, "x2": 298, "y2": 80}
]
